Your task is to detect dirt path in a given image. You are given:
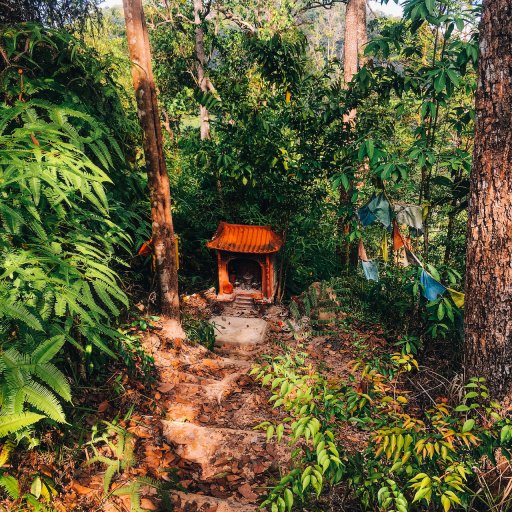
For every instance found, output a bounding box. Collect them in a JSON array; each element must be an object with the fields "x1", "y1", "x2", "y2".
[{"x1": 144, "y1": 307, "x2": 291, "y2": 511}]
